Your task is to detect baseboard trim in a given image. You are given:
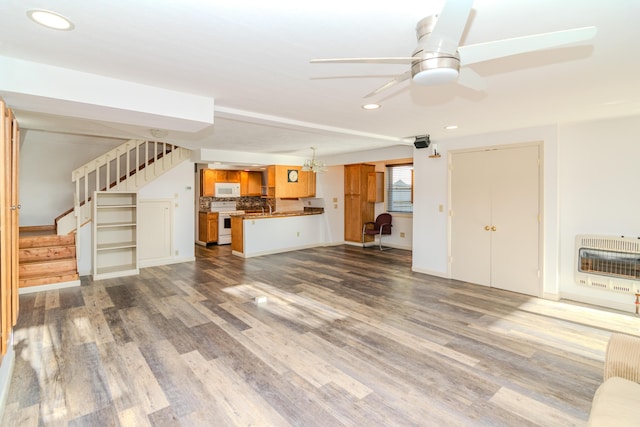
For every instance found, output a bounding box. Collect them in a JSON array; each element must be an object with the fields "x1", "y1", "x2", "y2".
[
  {"x1": 345, "y1": 241, "x2": 412, "y2": 251},
  {"x1": 139, "y1": 256, "x2": 195, "y2": 269},
  {"x1": 560, "y1": 291, "x2": 636, "y2": 313},
  {"x1": 412, "y1": 266, "x2": 450, "y2": 279},
  {"x1": 0, "y1": 335, "x2": 15, "y2": 422},
  {"x1": 19, "y1": 279, "x2": 81, "y2": 294}
]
